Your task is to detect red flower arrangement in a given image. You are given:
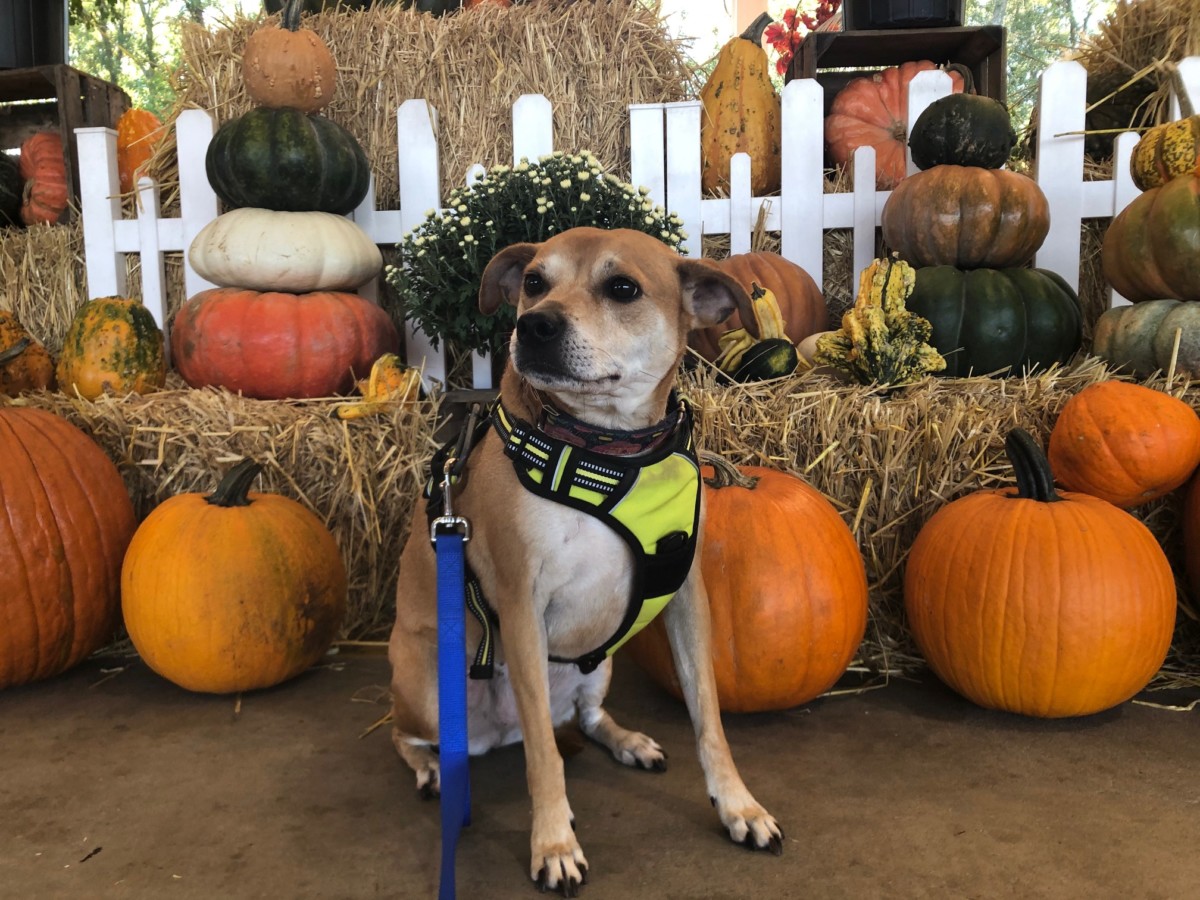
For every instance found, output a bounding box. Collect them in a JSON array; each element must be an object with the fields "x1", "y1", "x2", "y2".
[{"x1": 764, "y1": 1, "x2": 842, "y2": 76}]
